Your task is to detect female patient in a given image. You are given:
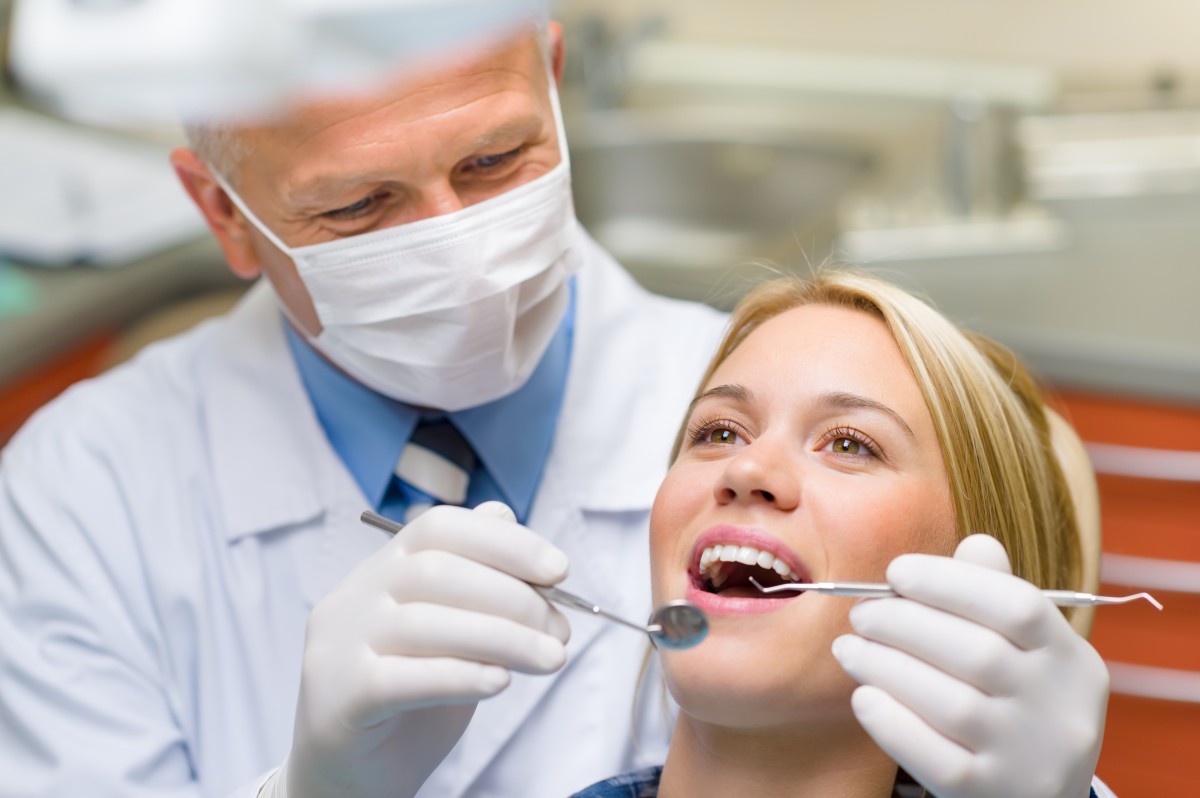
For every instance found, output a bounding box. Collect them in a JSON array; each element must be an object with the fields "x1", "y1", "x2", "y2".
[{"x1": 575, "y1": 270, "x2": 1109, "y2": 797}]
